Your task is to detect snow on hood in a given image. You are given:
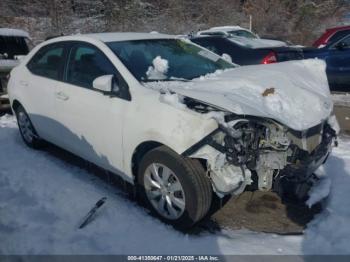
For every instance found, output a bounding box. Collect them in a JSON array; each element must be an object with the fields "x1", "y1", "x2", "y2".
[{"x1": 145, "y1": 59, "x2": 332, "y2": 131}]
